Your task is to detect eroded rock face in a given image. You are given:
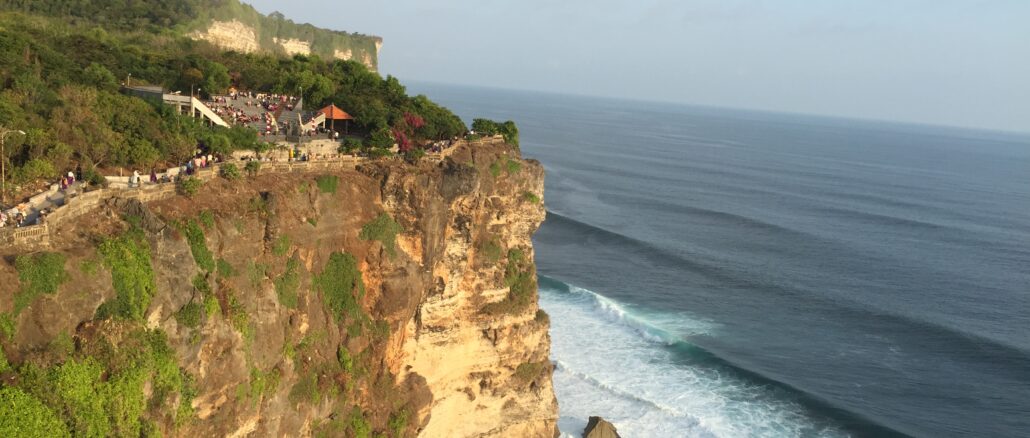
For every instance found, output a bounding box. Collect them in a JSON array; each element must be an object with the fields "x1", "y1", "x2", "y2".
[
  {"x1": 583, "y1": 417, "x2": 621, "y2": 438},
  {"x1": 0, "y1": 141, "x2": 557, "y2": 437},
  {"x1": 188, "y1": 20, "x2": 260, "y2": 54}
]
